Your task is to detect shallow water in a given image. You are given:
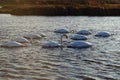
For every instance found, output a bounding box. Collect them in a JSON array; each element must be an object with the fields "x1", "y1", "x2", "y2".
[{"x1": 0, "y1": 14, "x2": 120, "y2": 80}]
